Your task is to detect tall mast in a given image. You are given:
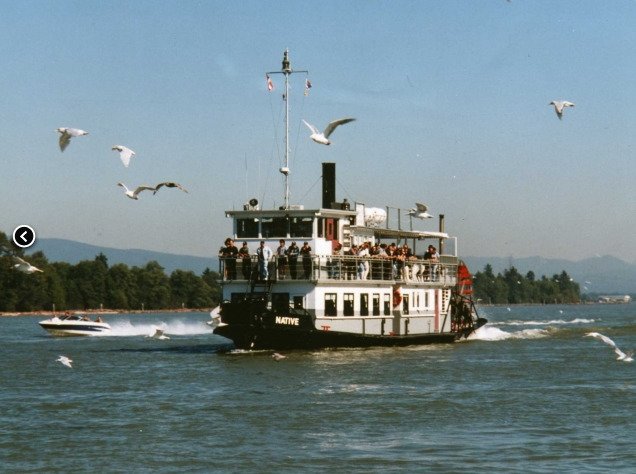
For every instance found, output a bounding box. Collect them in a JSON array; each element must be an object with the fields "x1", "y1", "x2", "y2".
[{"x1": 267, "y1": 49, "x2": 308, "y2": 210}]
